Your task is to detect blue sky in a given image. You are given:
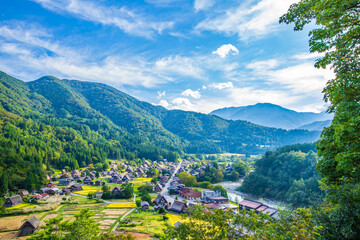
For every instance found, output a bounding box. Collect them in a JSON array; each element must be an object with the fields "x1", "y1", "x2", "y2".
[{"x1": 0, "y1": 0, "x2": 333, "y2": 113}]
